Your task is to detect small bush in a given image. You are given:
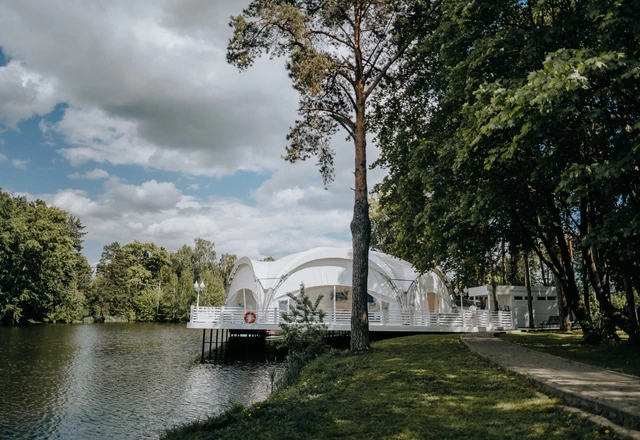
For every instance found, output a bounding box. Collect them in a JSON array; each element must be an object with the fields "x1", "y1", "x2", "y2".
[
  {"x1": 278, "y1": 283, "x2": 327, "y2": 358},
  {"x1": 277, "y1": 283, "x2": 328, "y2": 387},
  {"x1": 583, "y1": 314, "x2": 621, "y2": 345}
]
